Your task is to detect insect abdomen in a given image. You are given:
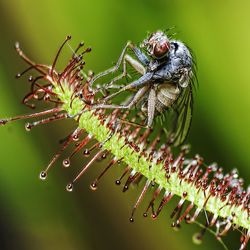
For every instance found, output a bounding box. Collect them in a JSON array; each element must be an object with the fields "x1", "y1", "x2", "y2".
[{"x1": 156, "y1": 82, "x2": 180, "y2": 112}]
